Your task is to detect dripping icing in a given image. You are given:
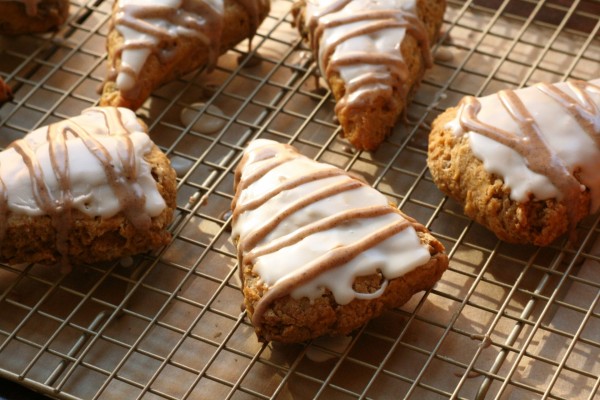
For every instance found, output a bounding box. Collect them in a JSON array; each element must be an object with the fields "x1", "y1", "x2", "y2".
[
  {"x1": 447, "y1": 79, "x2": 600, "y2": 232},
  {"x1": 110, "y1": 0, "x2": 223, "y2": 94},
  {"x1": 0, "y1": 107, "x2": 167, "y2": 263},
  {"x1": 231, "y1": 139, "x2": 431, "y2": 328},
  {"x1": 300, "y1": 0, "x2": 431, "y2": 118},
  {"x1": 109, "y1": 0, "x2": 266, "y2": 96}
]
